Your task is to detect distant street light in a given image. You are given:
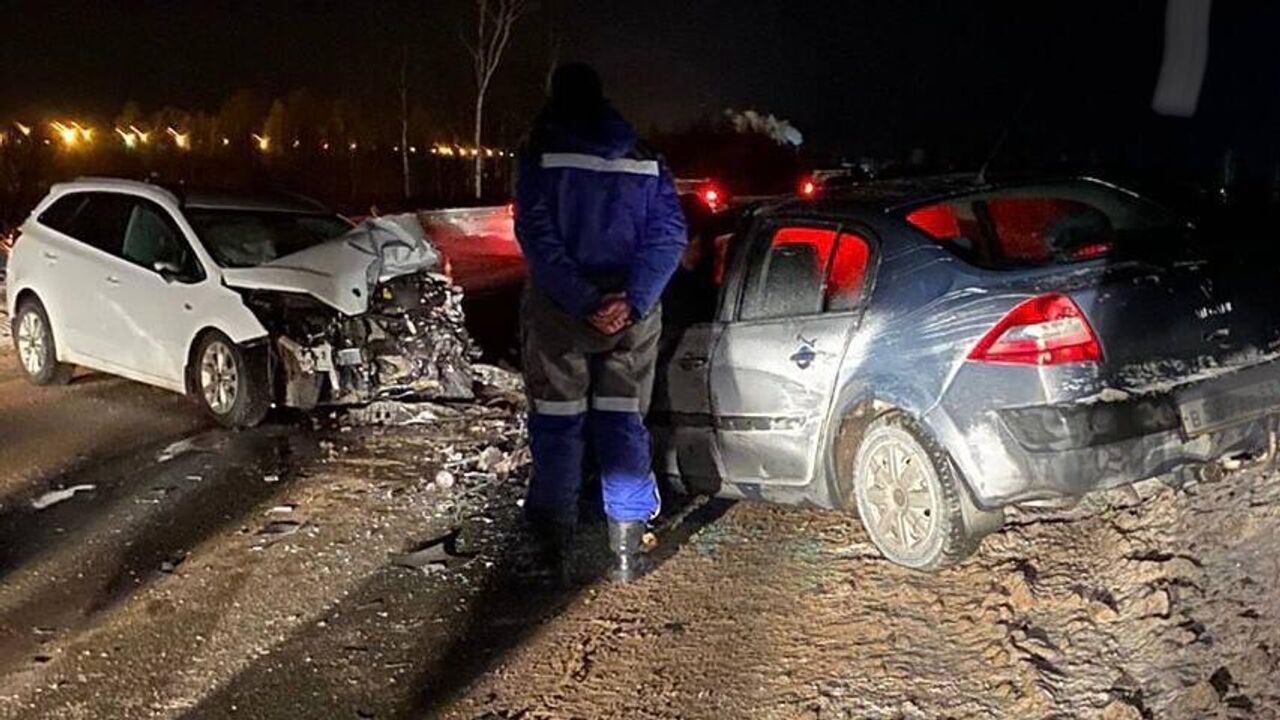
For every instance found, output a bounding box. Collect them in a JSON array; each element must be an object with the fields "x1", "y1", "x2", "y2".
[
  {"x1": 251, "y1": 133, "x2": 271, "y2": 152},
  {"x1": 49, "y1": 121, "x2": 90, "y2": 148},
  {"x1": 167, "y1": 127, "x2": 191, "y2": 150},
  {"x1": 115, "y1": 127, "x2": 139, "y2": 149}
]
